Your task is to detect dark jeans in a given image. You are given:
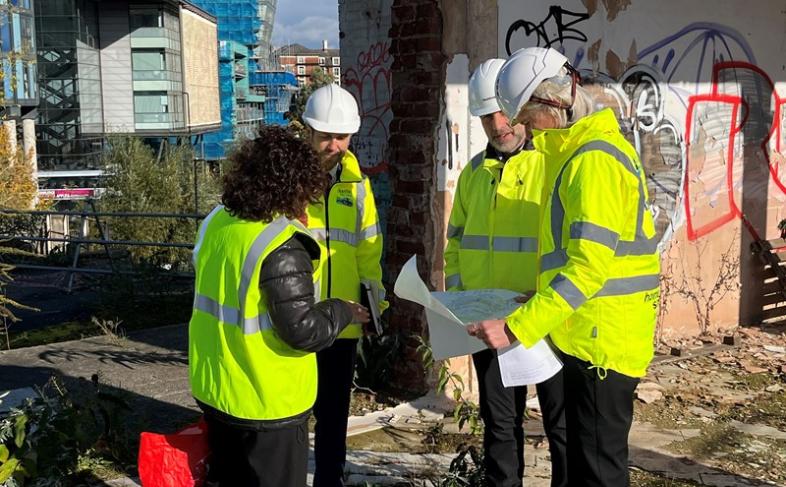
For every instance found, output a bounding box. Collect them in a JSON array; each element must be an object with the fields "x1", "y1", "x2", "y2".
[
  {"x1": 472, "y1": 348, "x2": 527, "y2": 487},
  {"x1": 313, "y1": 338, "x2": 358, "y2": 487},
  {"x1": 536, "y1": 367, "x2": 568, "y2": 487},
  {"x1": 204, "y1": 415, "x2": 308, "y2": 487},
  {"x1": 552, "y1": 352, "x2": 640, "y2": 487}
]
